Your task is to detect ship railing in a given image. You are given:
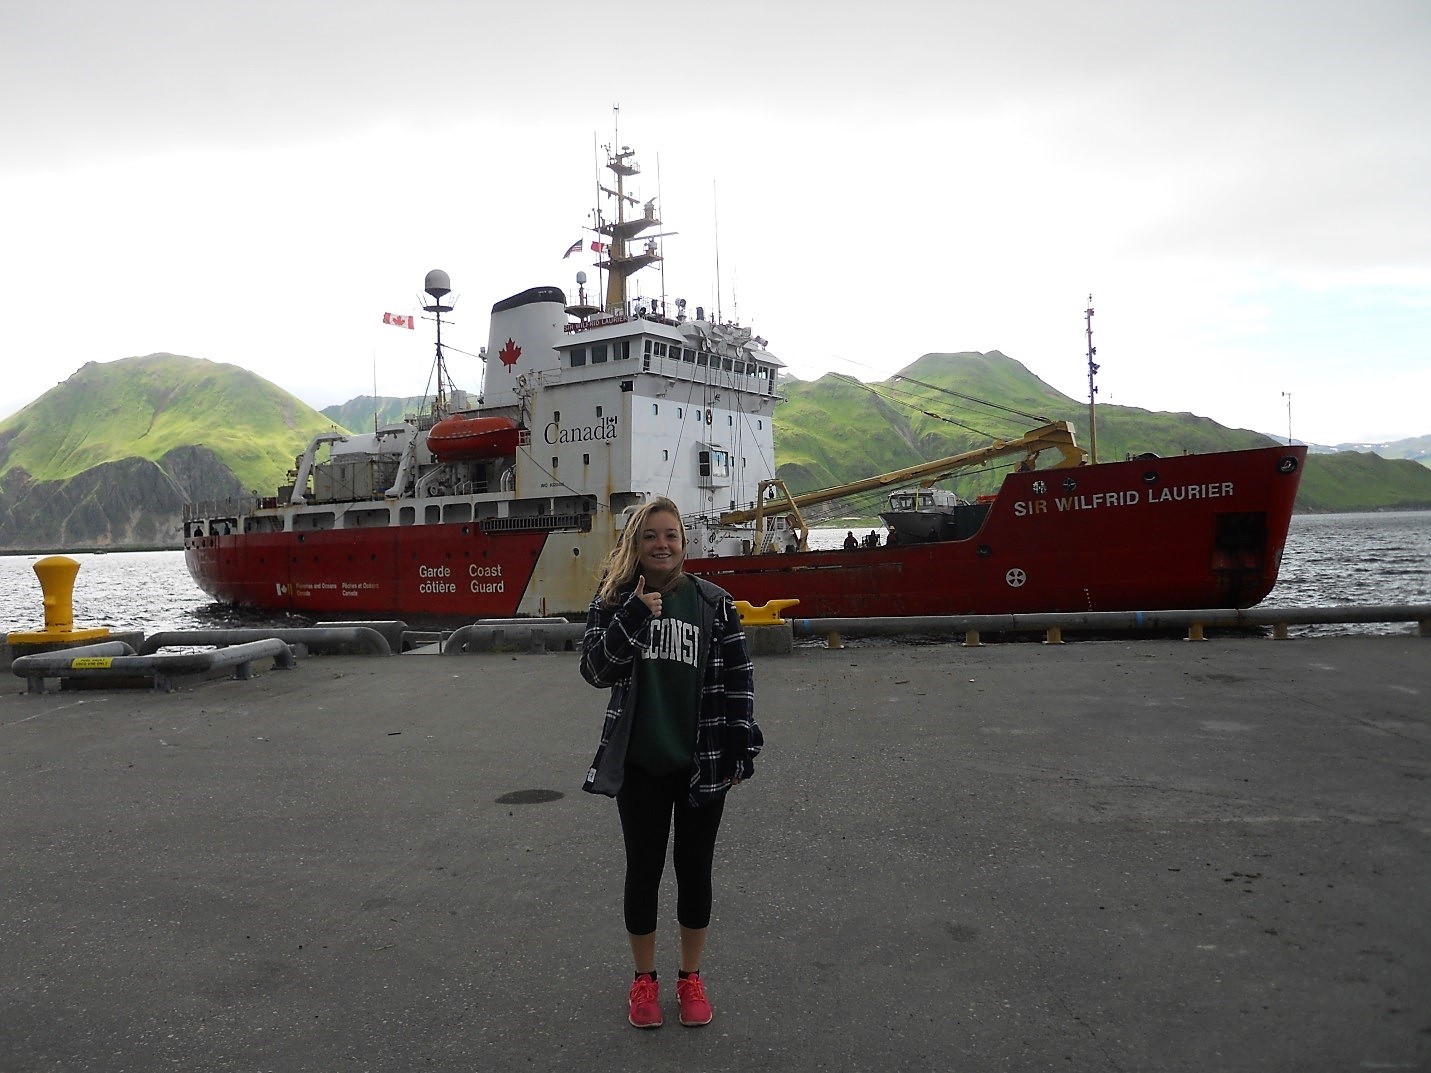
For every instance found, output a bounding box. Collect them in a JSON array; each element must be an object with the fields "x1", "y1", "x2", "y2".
[{"x1": 184, "y1": 494, "x2": 265, "y2": 521}]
